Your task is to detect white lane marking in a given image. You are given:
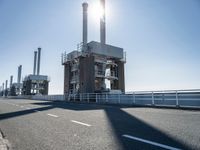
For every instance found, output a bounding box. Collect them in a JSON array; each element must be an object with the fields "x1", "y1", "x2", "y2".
[
  {"x1": 20, "y1": 106, "x2": 24, "y2": 108},
  {"x1": 15, "y1": 104, "x2": 19, "y2": 106},
  {"x1": 26, "y1": 107, "x2": 31, "y2": 110},
  {"x1": 122, "y1": 135, "x2": 181, "y2": 150},
  {"x1": 47, "y1": 114, "x2": 59, "y2": 118},
  {"x1": 71, "y1": 120, "x2": 91, "y2": 127}
]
